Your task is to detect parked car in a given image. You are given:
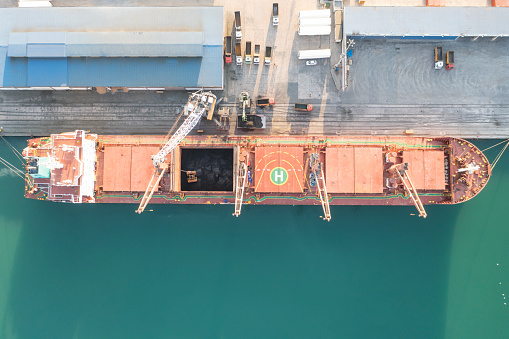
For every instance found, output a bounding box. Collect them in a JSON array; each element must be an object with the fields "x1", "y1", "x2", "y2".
[{"x1": 306, "y1": 60, "x2": 317, "y2": 66}]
